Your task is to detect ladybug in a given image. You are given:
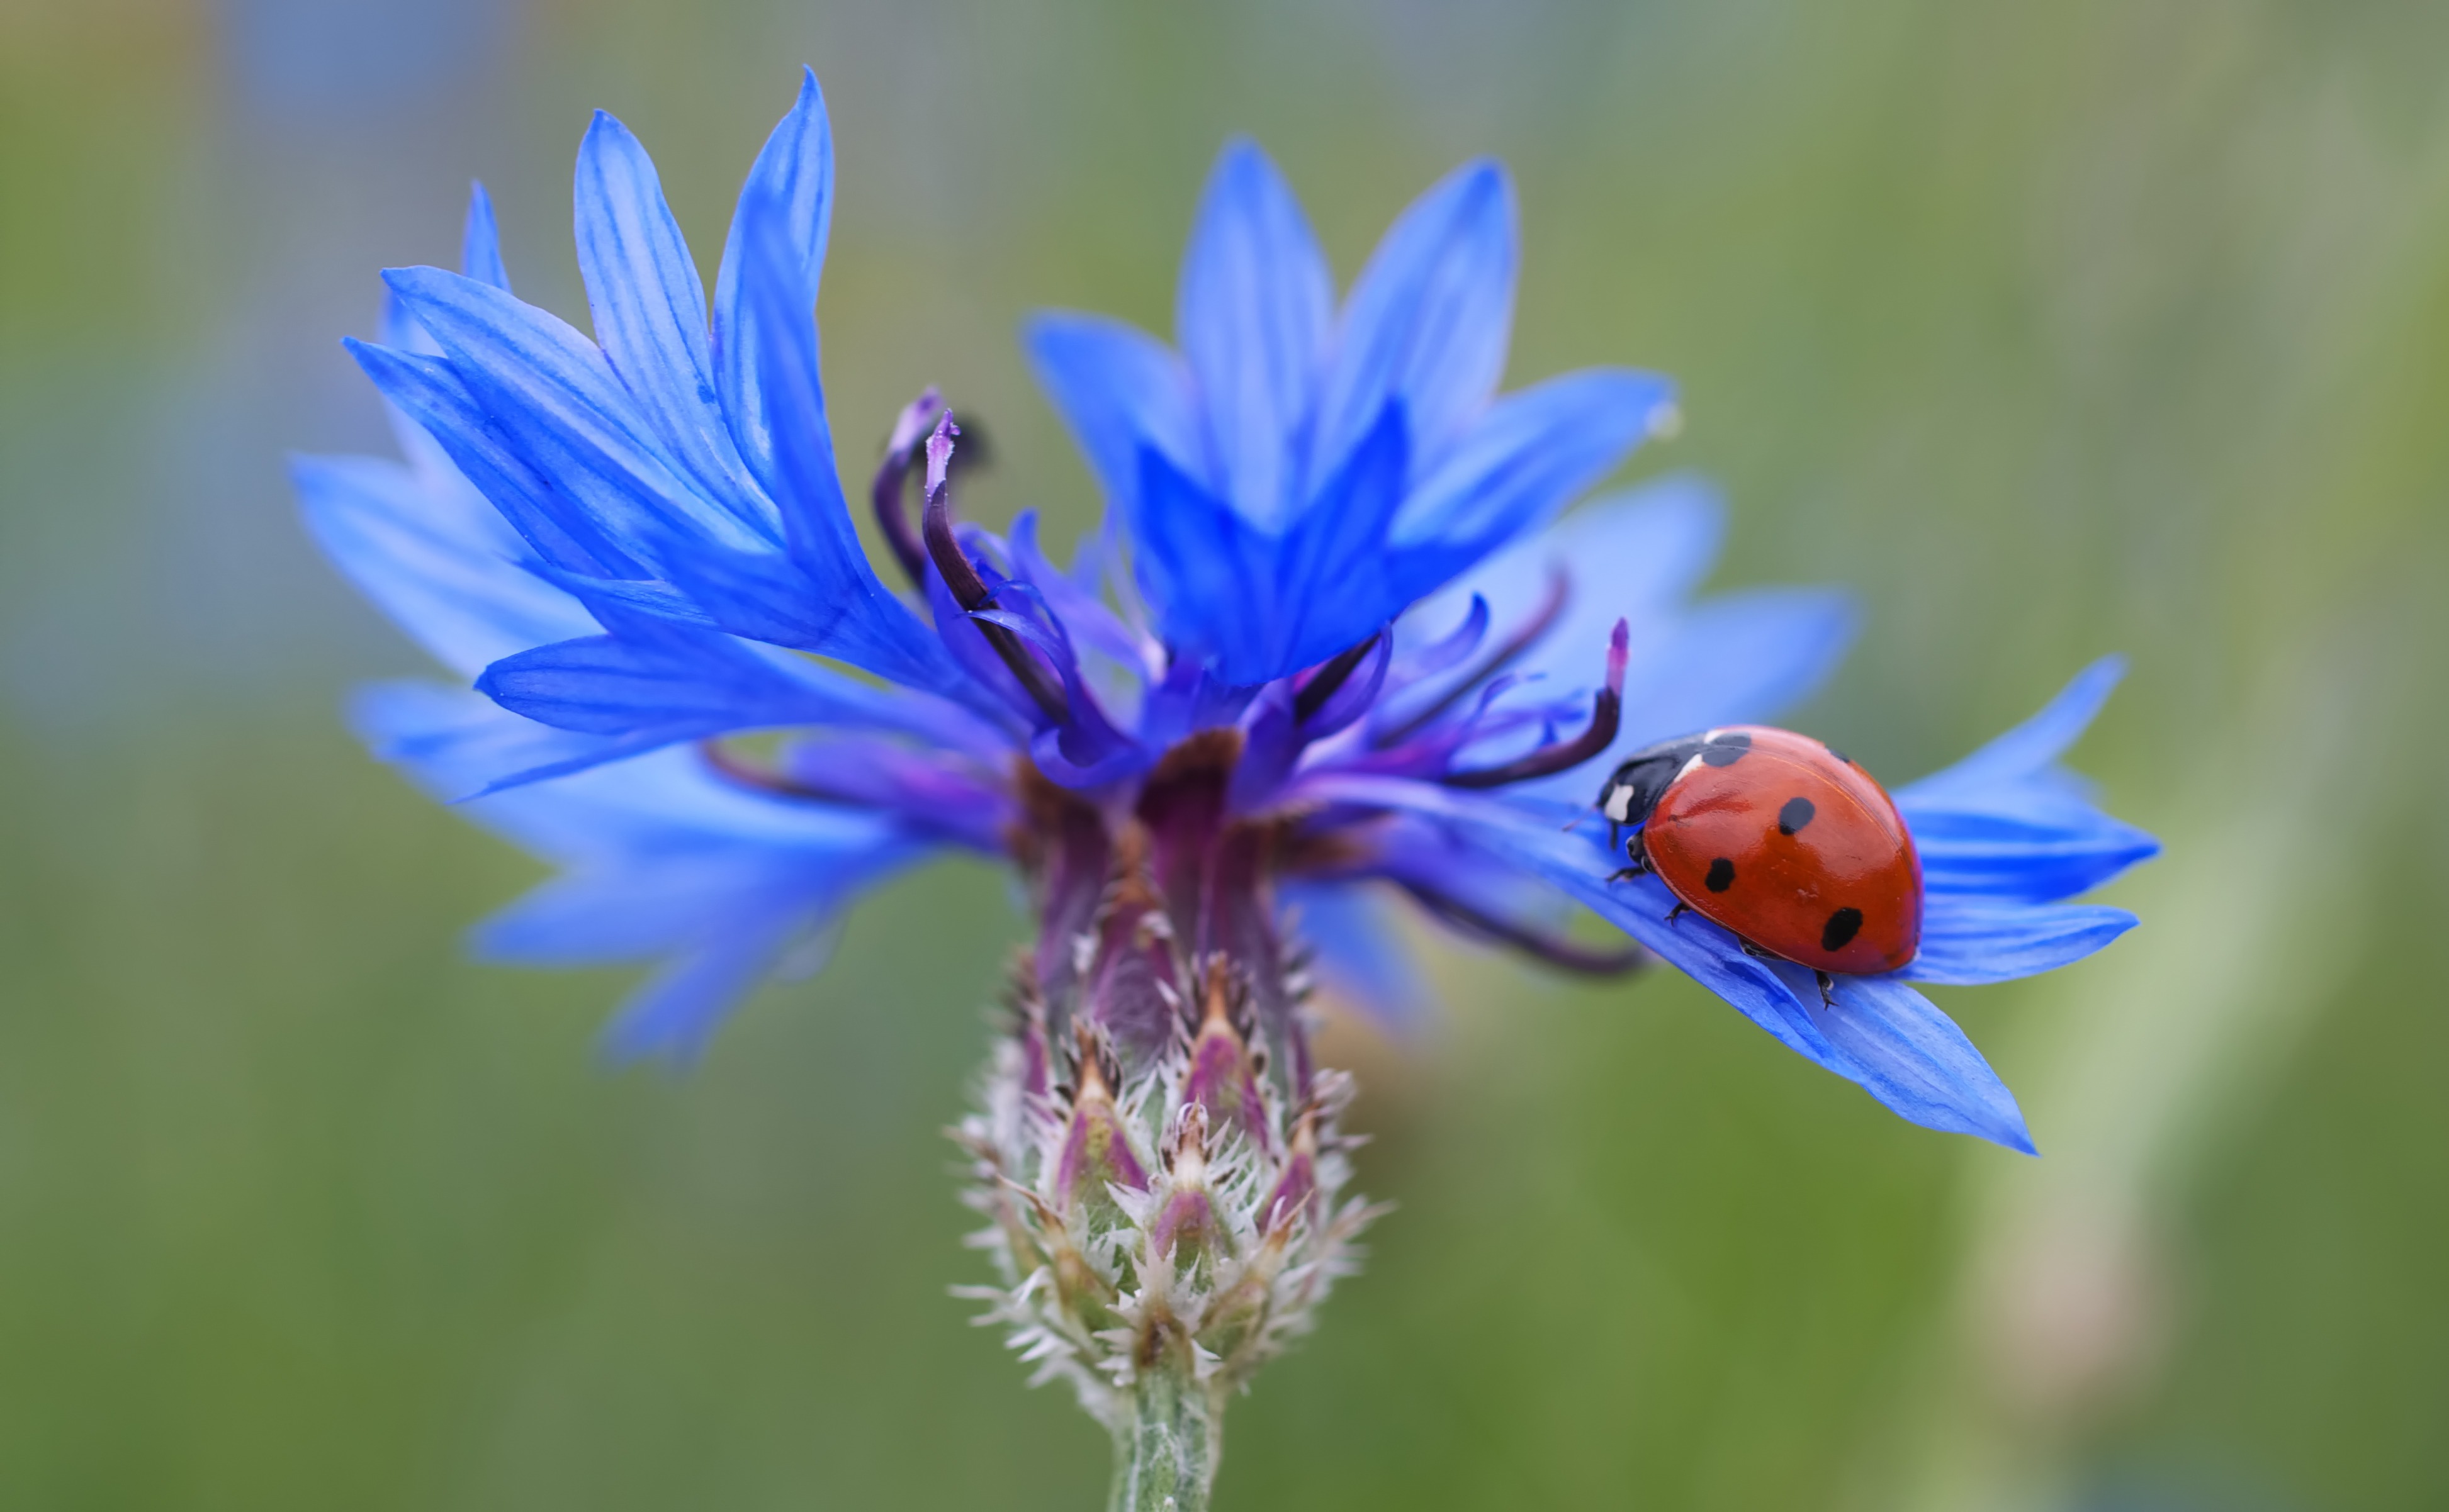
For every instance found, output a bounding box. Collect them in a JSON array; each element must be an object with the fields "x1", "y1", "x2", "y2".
[{"x1": 1597, "y1": 726, "x2": 1922, "y2": 1002}]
